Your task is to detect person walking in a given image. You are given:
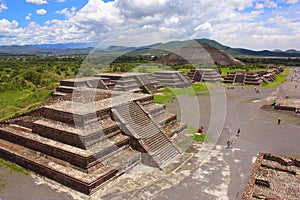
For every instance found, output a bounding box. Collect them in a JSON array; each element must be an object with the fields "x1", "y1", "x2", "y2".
[
  {"x1": 277, "y1": 118, "x2": 281, "y2": 125},
  {"x1": 237, "y1": 128, "x2": 240, "y2": 136},
  {"x1": 226, "y1": 140, "x2": 231, "y2": 148}
]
